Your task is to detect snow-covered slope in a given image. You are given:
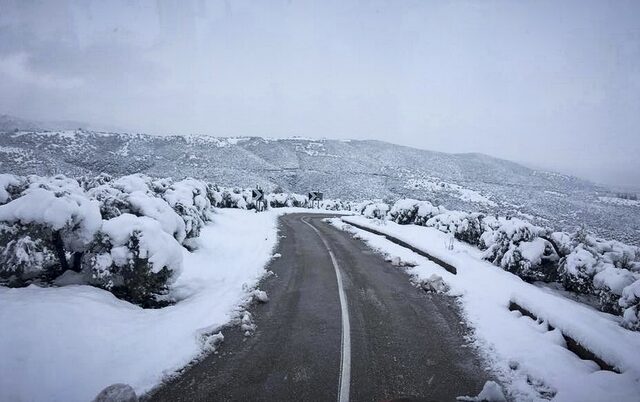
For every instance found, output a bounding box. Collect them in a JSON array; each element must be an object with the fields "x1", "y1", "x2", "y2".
[{"x1": 0, "y1": 129, "x2": 637, "y2": 244}]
